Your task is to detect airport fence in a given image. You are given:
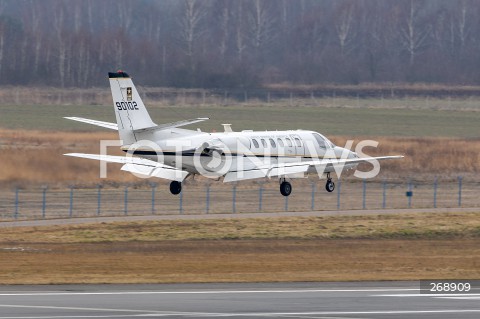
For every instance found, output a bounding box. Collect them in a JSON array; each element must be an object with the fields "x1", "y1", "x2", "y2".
[
  {"x1": 1, "y1": 87, "x2": 480, "y2": 111},
  {"x1": 0, "y1": 177, "x2": 478, "y2": 221}
]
